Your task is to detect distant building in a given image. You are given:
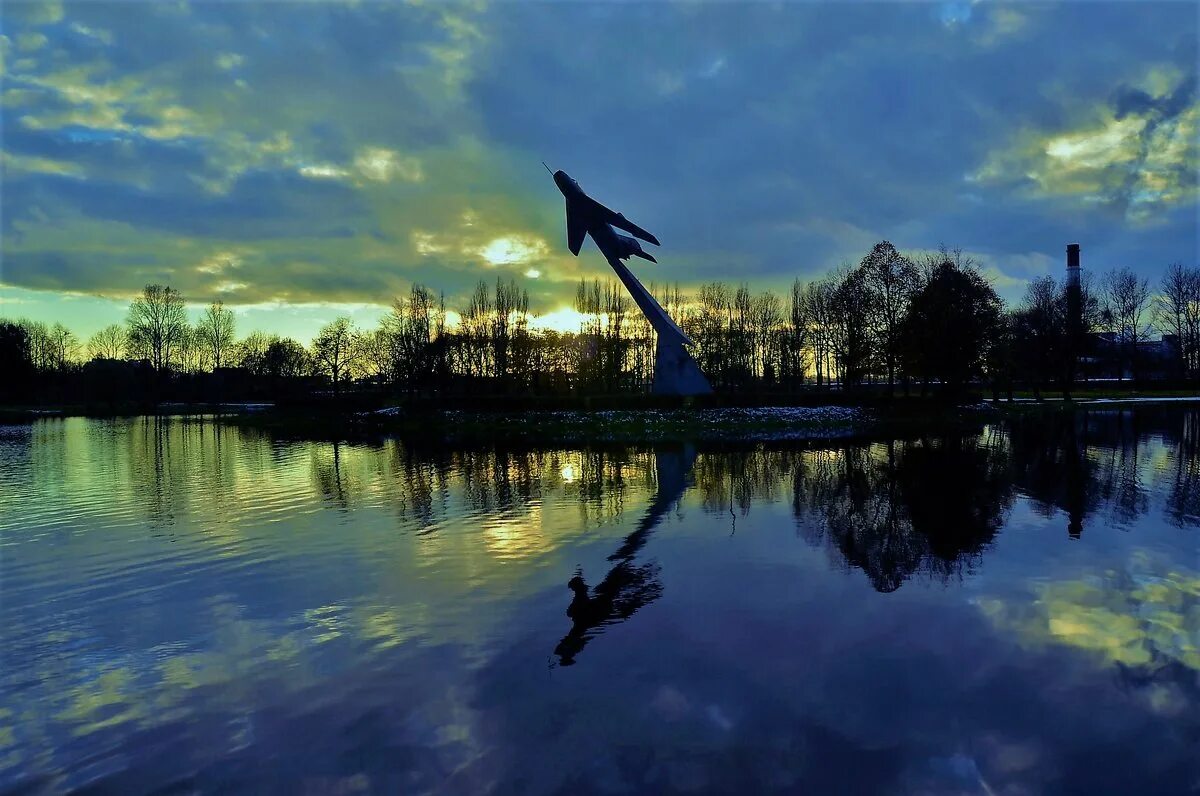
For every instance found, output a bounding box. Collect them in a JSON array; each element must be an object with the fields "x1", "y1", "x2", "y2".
[
  {"x1": 1085, "y1": 332, "x2": 1179, "y2": 381},
  {"x1": 1068, "y1": 243, "x2": 1180, "y2": 381}
]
